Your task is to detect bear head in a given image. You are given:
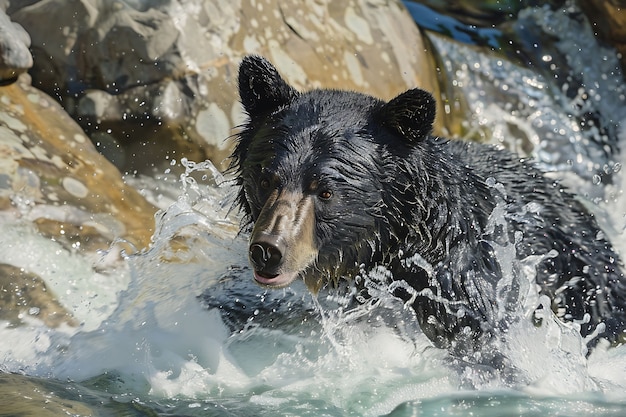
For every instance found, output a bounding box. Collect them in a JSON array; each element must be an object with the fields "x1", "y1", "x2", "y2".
[{"x1": 232, "y1": 55, "x2": 436, "y2": 293}]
